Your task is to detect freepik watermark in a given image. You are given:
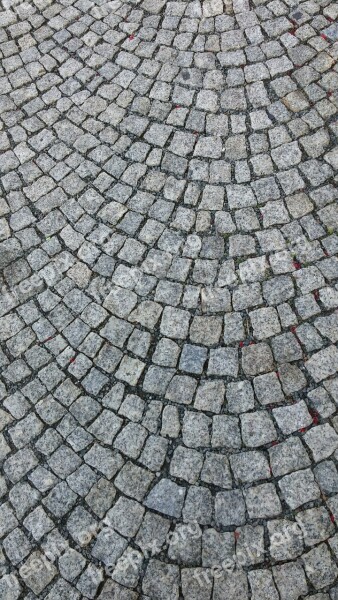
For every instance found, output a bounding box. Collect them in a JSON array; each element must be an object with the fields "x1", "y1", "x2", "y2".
[
  {"x1": 0, "y1": 222, "x2": 329, "y2": 316},
  {"x1": 1, "y1": 498, "x2": 331, "y2": 590}
]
